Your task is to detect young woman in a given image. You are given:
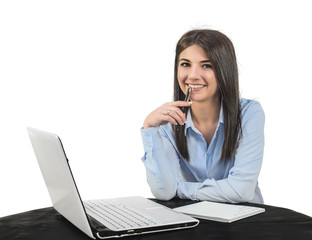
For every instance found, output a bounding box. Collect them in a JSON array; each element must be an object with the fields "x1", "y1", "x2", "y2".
[{"x1": 141, "y1": 29, "x2": 265, "y2": 204}]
